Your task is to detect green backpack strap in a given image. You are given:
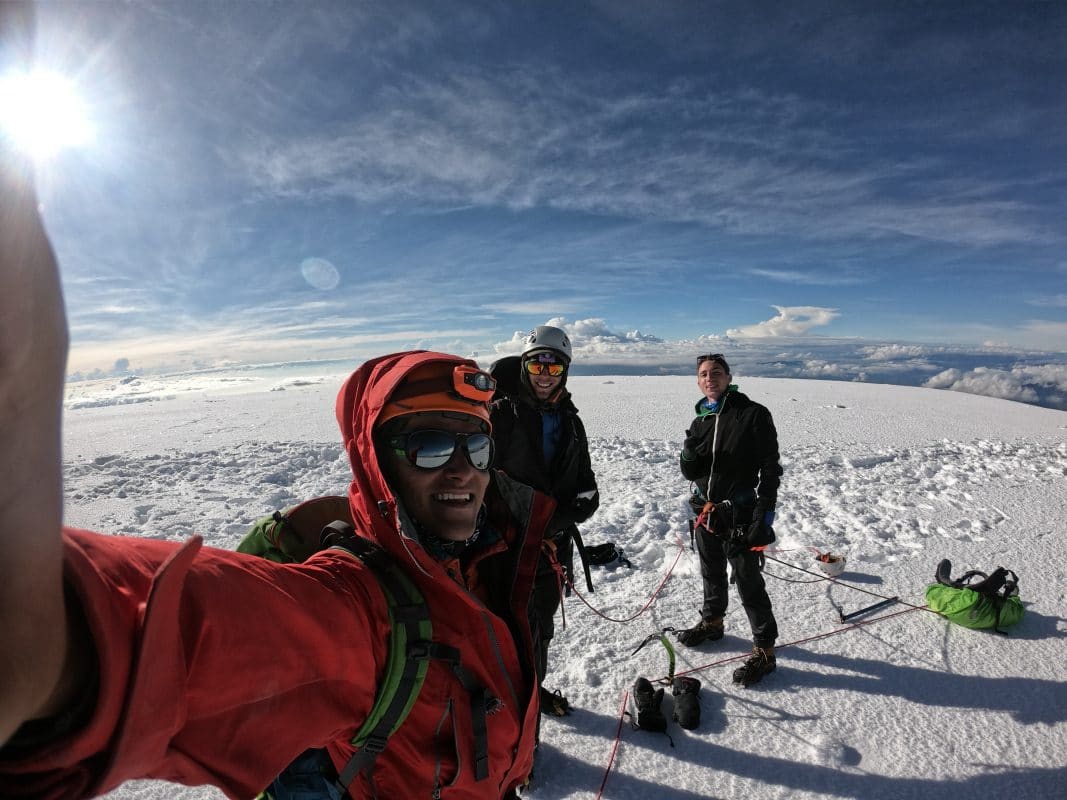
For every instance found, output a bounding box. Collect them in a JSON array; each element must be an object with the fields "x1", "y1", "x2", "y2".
[
  {"x1": 319, "y1": 522, "x2": 434, "y2": 793},
  {"x1": 321, "y1": 523, "x2": 492, "y2": 791},
  {"x1": 241, "y1": 505, "x2": 493, "y2": 795}
]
